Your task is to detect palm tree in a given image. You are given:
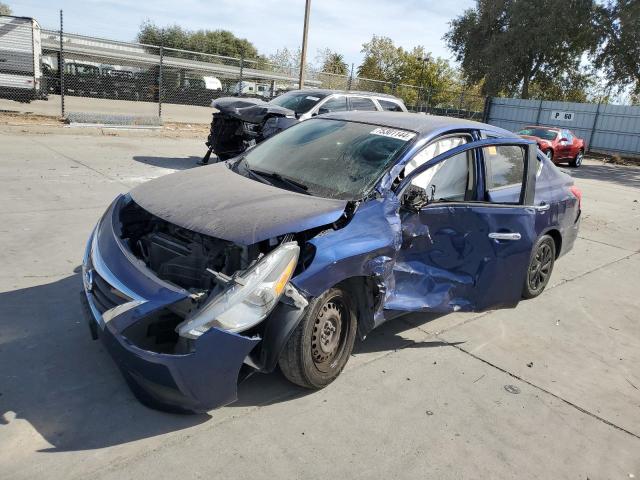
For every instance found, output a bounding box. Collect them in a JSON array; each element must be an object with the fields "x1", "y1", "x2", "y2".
[{"x1": 322, "y1": 53, "x2": 348, "y2": 75}]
